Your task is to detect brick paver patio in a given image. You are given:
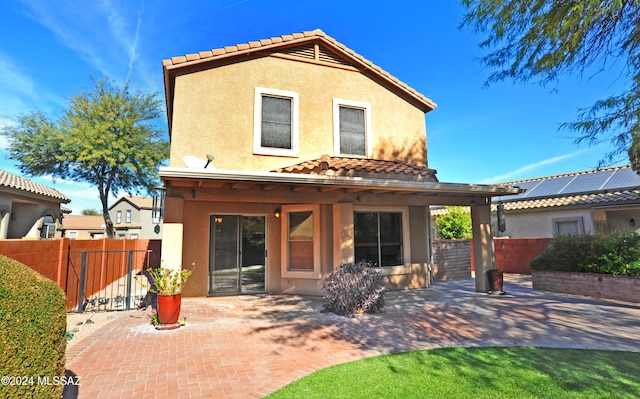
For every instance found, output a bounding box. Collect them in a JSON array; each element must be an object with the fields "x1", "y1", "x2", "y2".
[{"x1": 64, "y1": 276, "x2": 640, "y2": 398}]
